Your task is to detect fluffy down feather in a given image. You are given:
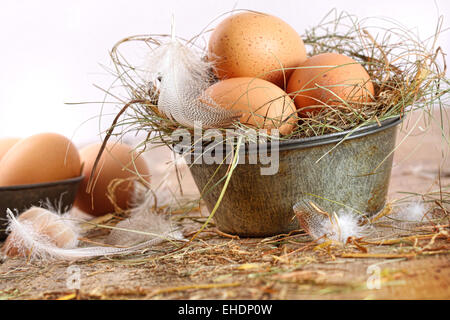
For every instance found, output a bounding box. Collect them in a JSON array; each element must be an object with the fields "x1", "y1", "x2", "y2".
[
  {"x1": 2, "y1": 187, "x2": 184, "y2": 261},
  {"x1": 393, "y1": 201, "x2": 428, "y2": 222},
  {"x1": 107, "y1": 184, "x2": 184, "y2": 246},
  {"x1": 294, "y1": 201, "x2": 369, "y2": 243},
  {"x1": 147, "y1": 37, "x2": 239, "y2": 128}
]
